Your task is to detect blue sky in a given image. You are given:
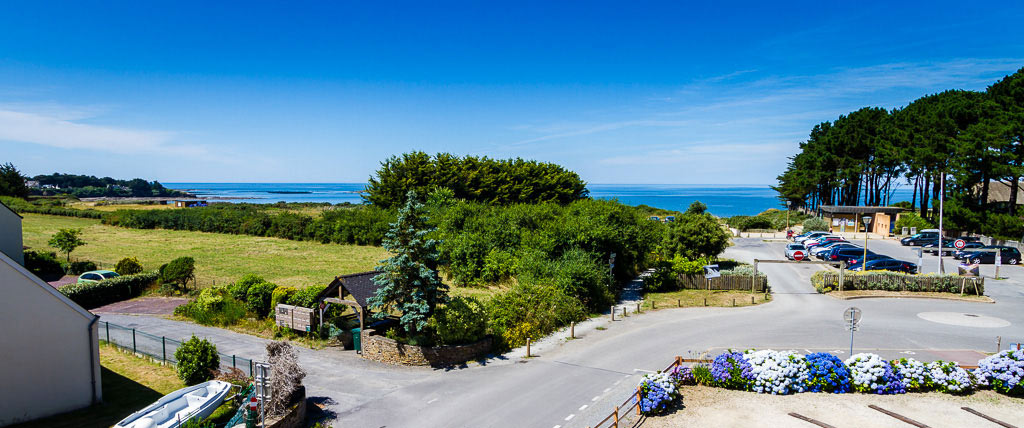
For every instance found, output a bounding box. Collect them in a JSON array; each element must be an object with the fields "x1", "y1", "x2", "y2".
[{"x1": 1, "y1": 1, "x2": 1022, "y2": 184}]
